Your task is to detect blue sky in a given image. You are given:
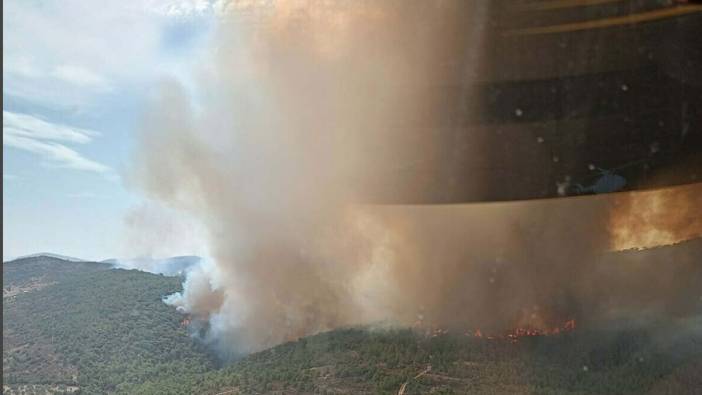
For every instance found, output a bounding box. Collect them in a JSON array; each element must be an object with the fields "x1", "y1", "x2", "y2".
[{"x1": 3, "y1": 0, "x2": 217, "y2": 261}]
